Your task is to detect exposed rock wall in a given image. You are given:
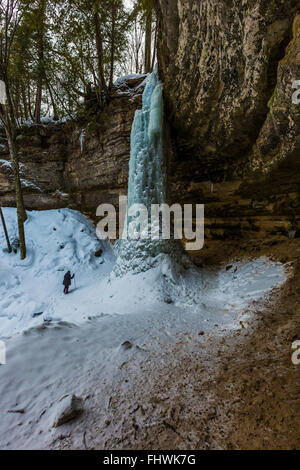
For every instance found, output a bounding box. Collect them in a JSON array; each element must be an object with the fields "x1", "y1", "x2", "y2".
[
  {"x1": 1, "y1": 3, "x2": 300, "y2": 248},
  {"x1": 155, "y1": 0, "x2": 300, "y2": 247},
  {"x1": 64, "y1": 89, "x2": 141, "y2": 213},
  {"x1": 156, "y1": 0, "x2": 300, "y2": 178},
  {"x1": 0, "y1": 77, "x2": 145, "y2": 216},
  {"x1": 0, "y1": 126, "x2": 67, "y2": 209},
  {"x1": 250, "y1": 15, "x2": 300, "y2": 172}
]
